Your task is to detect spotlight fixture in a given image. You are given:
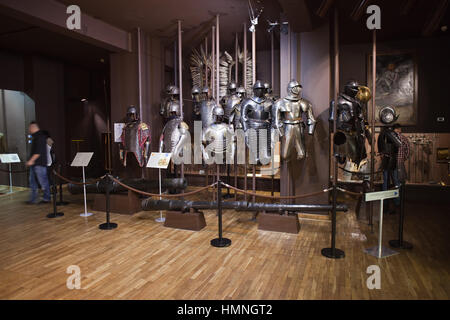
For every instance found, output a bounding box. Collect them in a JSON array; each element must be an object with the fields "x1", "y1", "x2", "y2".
[
  {"x1": 441, "y1": 25, "x2": 448, "y2": 32},
  {"x1": 81, "y1": 98, "x2": 88, "y2": 102}
]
